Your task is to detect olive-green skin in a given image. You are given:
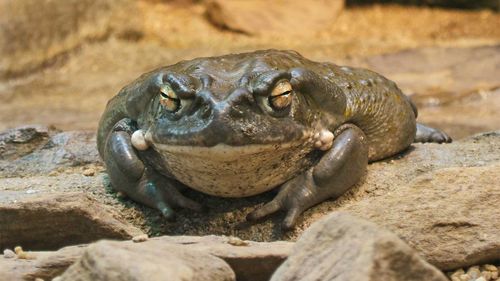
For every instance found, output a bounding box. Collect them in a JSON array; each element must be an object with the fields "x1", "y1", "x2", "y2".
[{"x1": 97, "y1": 50, "x2": 450, "y2": 229}]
